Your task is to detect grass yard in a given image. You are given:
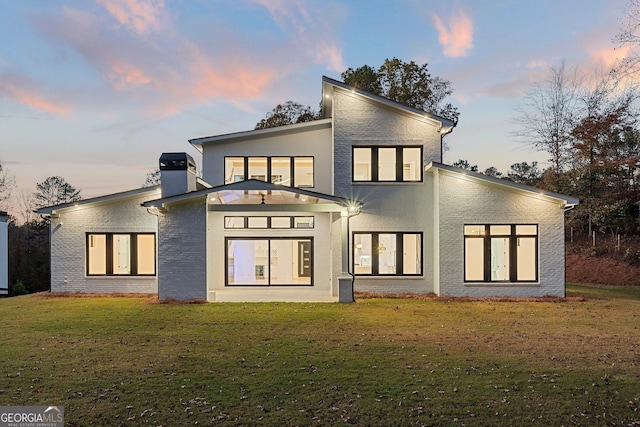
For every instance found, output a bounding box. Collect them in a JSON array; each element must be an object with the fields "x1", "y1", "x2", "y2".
[{"x1": 0, "y1": 284, "x2": 639, "y2": 426}]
